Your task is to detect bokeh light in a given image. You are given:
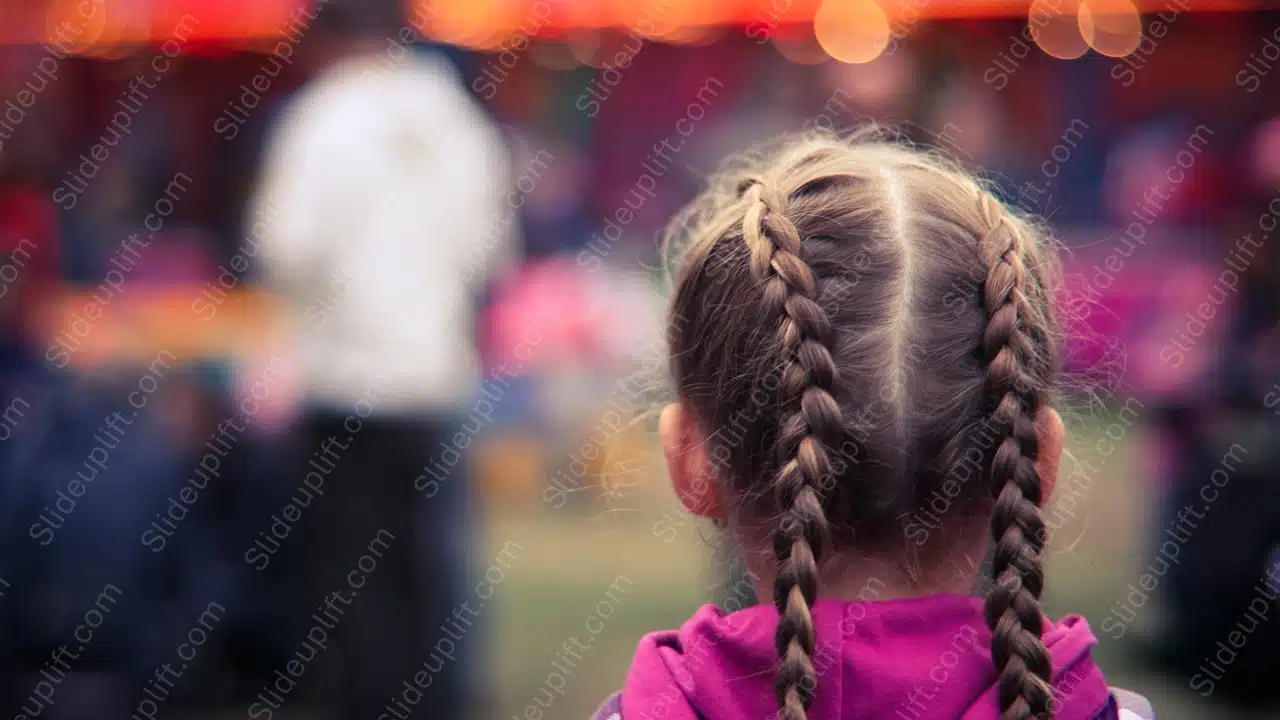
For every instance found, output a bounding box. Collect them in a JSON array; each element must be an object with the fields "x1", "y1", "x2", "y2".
[
  {"x1": 772, "y1": 24, "x2": 830, "y2": 66},
  {"x1": 616, "y1": 0, "x2": 700, "y2": 41},
  {"x1": 1029, "y1": 0, "x2": 1090, "y2": 60},
  {"x1": 660, "y1": 24, "x2": 720, "y2": 46},
  {"x1": 1078, "y1": 0, "x2": 1143, "y2": 58},
  {"x1": 83, "y1": 2, "x2": 150, "y2": 61},
  {"x1": 414, "y1": 0, "x2": 521, "y2": 49},
  {"x1": 46, "y1": 0, "x2": 109, "y2": 55},
  {"x1": 813, "y1": 0, "x2": 891, "y2": 65}
]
